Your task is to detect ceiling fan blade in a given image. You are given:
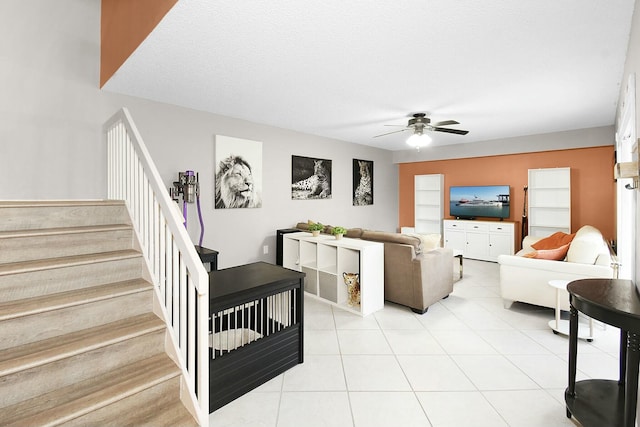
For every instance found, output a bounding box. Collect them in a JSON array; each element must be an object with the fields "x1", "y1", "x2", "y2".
[
  {"x1": 383, "y1": 124, "x2": 408, "y2": 127},
  {"x1": 431, "y1": 120, "x2": 459, "y2": 127},
  {"x1": 432, "y1": 127, "x2": 469, "y2": 135},
  {"x1": 373, "y1": 128, "x2": 409, "y2": 138}
]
